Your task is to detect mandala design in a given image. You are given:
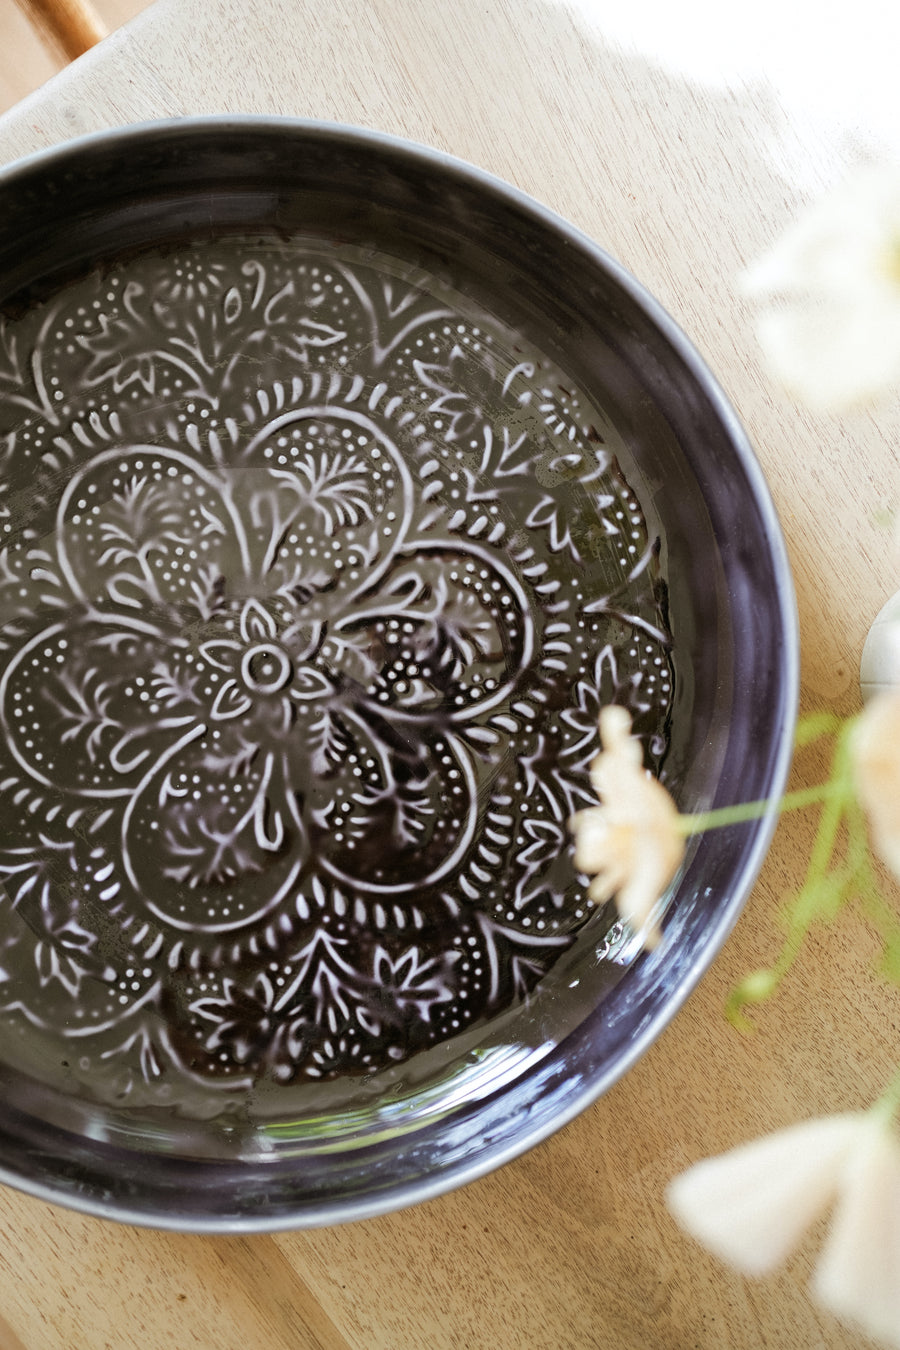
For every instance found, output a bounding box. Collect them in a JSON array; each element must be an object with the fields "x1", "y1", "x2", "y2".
[{"x1": 0, "y1": 237, "x2": 673, "y2": 1106}]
